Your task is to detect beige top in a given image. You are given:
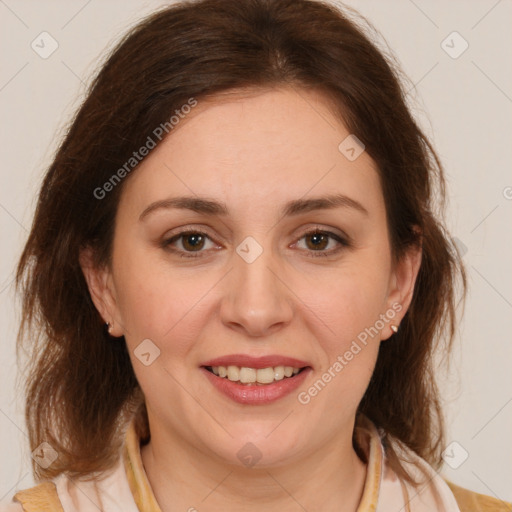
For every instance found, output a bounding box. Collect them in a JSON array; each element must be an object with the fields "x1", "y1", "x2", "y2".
[{"x1": 2, "y1": 415, "x2": 503, "y2": 511}]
